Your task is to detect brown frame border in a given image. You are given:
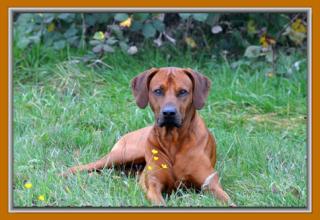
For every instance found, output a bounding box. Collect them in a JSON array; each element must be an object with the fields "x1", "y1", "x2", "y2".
[{"x1": 2, "y1": 0, "x2": 319, "y2": 219}]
